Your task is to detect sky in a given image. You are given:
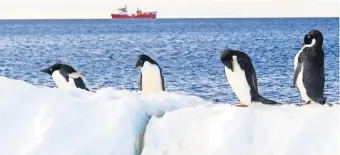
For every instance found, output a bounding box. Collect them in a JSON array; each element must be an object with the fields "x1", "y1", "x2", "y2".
[{"x1": 0, "y1": 0, "x2": 339, "y2": 19}]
